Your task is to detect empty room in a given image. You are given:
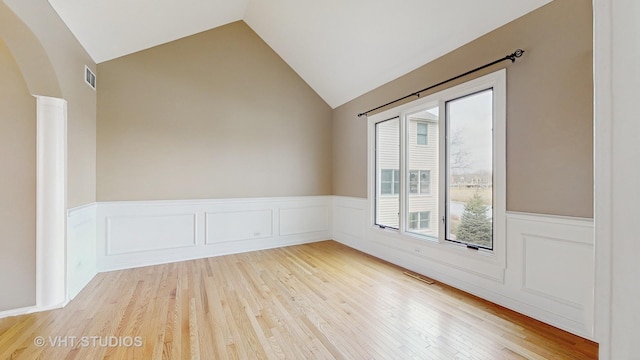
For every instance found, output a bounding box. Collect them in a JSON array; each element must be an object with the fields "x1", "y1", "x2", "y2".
[{"x1": 0, "y1": 0, "x2": 637, "y2": 358}]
